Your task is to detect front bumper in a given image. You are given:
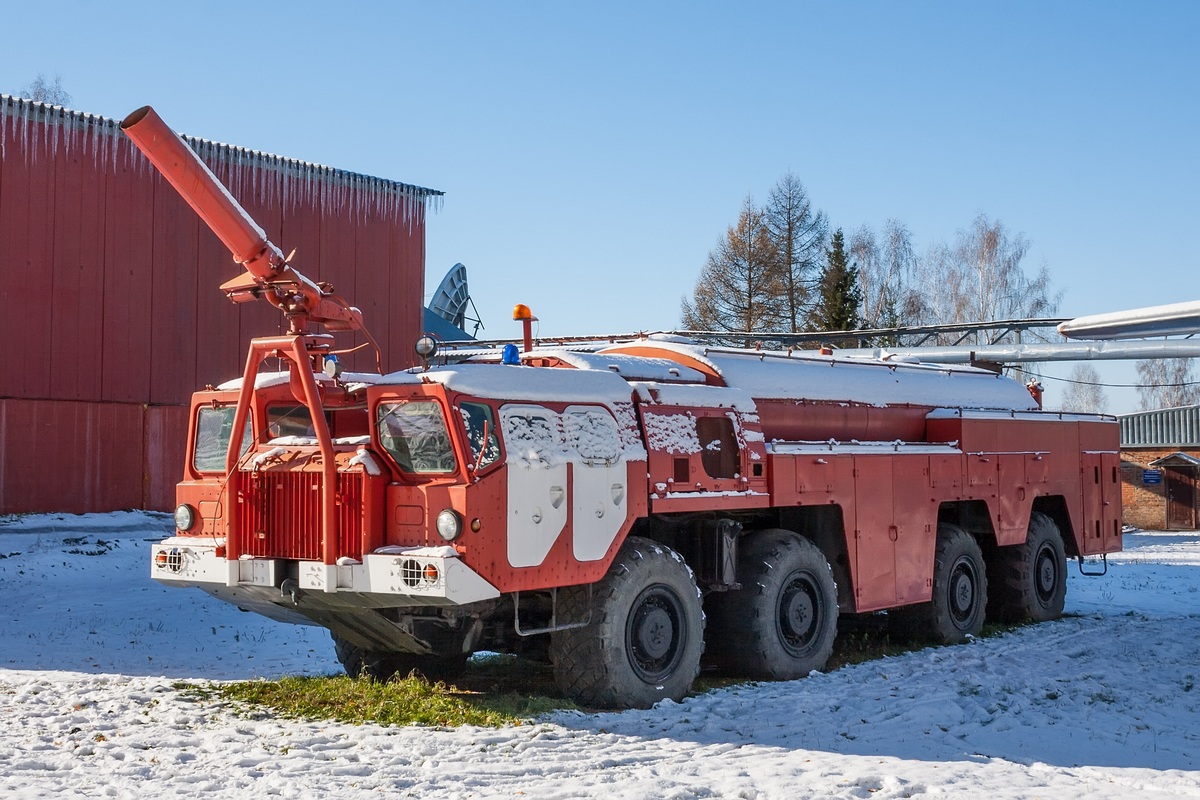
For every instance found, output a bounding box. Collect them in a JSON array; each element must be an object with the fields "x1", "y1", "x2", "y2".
[{"x1": 150, "y1": 538, "x2": 500, "y2": 606}]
